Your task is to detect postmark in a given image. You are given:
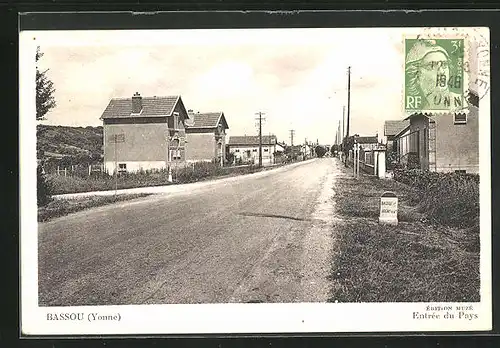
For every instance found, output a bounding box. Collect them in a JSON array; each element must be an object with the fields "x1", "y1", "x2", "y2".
[
  {"x1": 404, "y1": 37, "x2": 467, "y2": 114},
  {"x1": 412, "y1": 27, "x2": 490, "y2": 109}
]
